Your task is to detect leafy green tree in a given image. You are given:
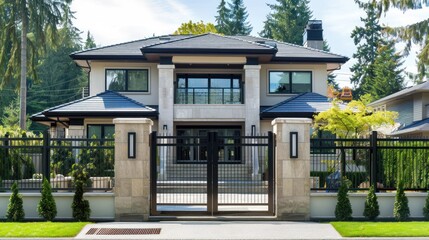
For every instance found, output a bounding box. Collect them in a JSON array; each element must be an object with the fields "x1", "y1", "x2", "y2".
[
  {"x1": 363, "y1": 185, "x2": 380, "y2": 220},
  {"x1": 260, "y1": 0, "x2": 312, "y2": 45},
  {"x1": 228, "y1": 0, "x2": 252, "y2": 35},
  {"x1": 375, "y1": 0, "x2": 429, "y2": 81},
  {"x1": 215, "y1": 0, "x2": 231, "y2": 35},
  {"x1": 174, "y1": 20, "x2": 218, "y2": 35},
  {"x1": 38, "y1": 178, "x2": 57, "y2": 221},
  {"x1": 6, "y1": 182, "x2": 25, "y2": 221},
  {"x1": 335, "y1": 178, "x2": 353, "y2": 221},
  {"x1": 393, "y1": 181, "x2": 410, "y2": 221},
  {"x1": 423, "y1": 191, "x2": 429, "y2": 220},
  {"x1": 0, "y1": 0, "x2": 72, "y2": 130}
]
